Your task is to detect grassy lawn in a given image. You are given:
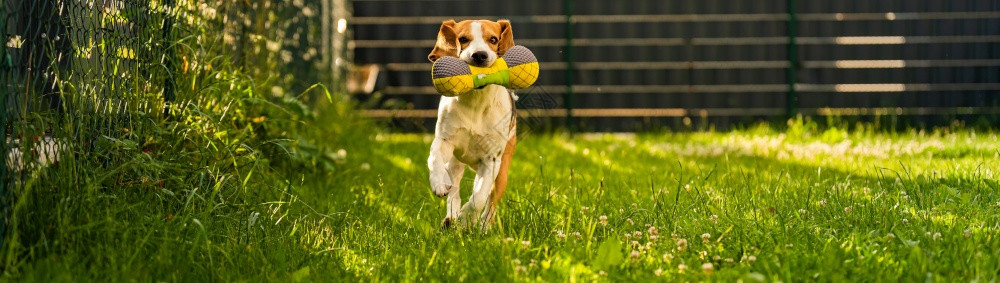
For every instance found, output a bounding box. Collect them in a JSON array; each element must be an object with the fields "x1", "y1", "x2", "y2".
[
  {"x1": 6, "y1": 119, "x2": 1000, "y2": 281},
  {"x1": 307, "y1": 127, "x2": 1000, "y2": 281},
  {"x1": 7, "y1": 2, "x2": 999, "y2": 281}
]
